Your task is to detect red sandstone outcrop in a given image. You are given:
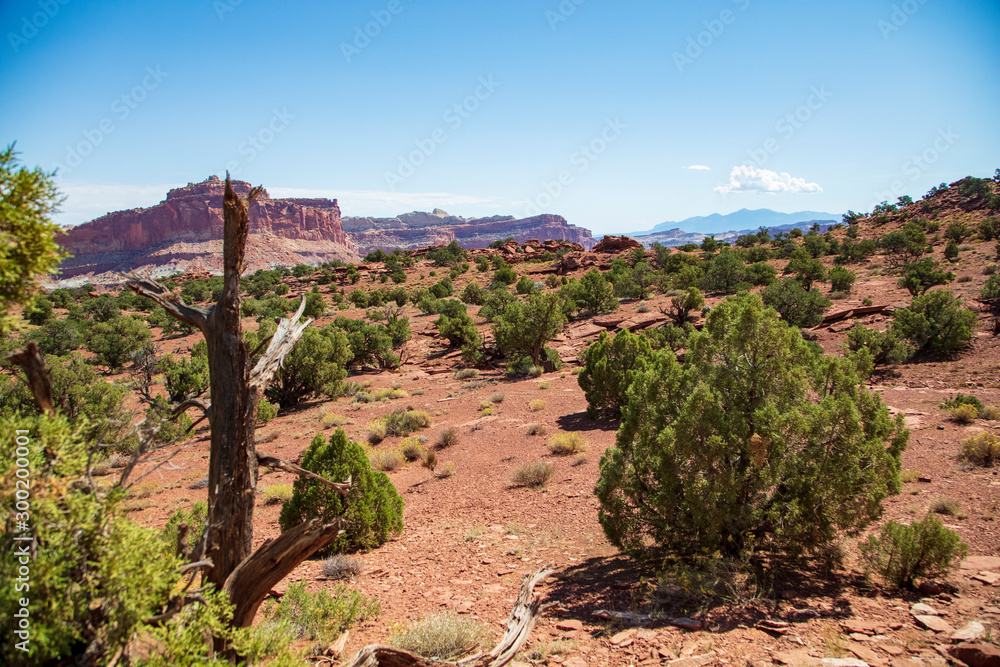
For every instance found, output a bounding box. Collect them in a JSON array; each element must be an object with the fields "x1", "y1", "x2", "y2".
[
  {"x1": 57, "y1": 176, "x2": 359, "y2": 280},
  {"x1": 343, "y1": 209, "x2": 594, "y2": 255},
  {"x1": 592, "y1": 235, "x2": 643, "y2": 253}
]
